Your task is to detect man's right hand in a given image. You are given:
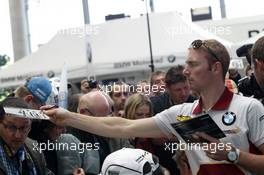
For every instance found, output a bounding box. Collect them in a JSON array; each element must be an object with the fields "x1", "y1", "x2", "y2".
[{"x1": 40, "y1": 105, "x2": 70, "y2": 126}]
